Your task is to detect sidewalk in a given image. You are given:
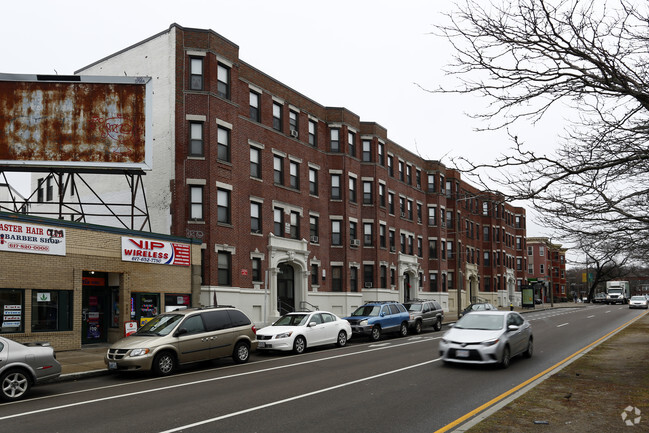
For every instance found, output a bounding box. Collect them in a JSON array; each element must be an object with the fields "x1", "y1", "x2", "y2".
[{"x1": 54, "y1": 303, "x2": 581, "y2": 381}]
